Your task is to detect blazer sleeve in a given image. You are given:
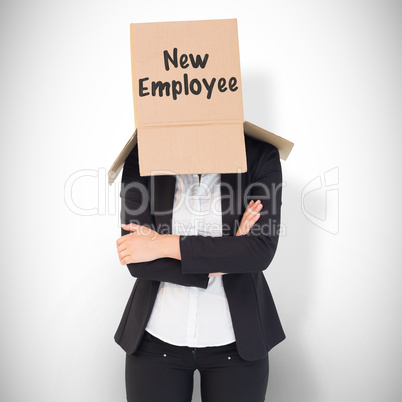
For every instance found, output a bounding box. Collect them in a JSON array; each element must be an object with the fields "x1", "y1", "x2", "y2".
[
  {"x1": 179, "y1": 143, "x2": 283, "y2": 275},
  {"x1": 120, "y1": 145, "x2": 209, "y2": 289}
]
